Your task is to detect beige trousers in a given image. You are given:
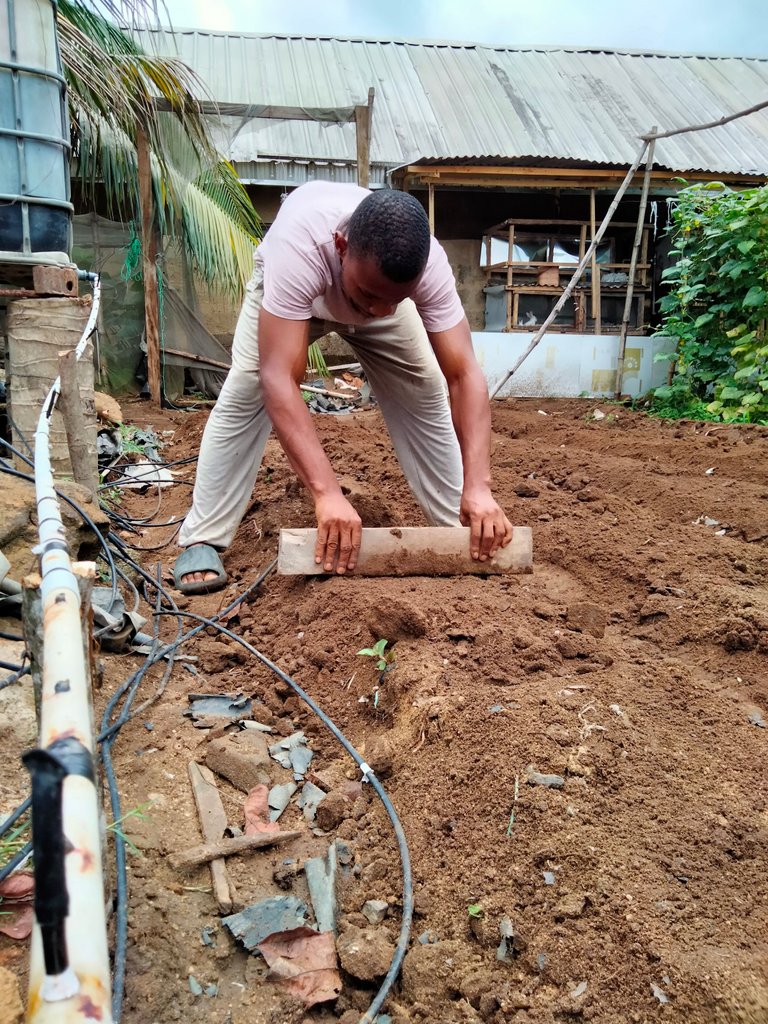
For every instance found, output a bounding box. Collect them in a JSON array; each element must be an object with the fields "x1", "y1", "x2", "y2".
[{"x1": 179, "y1": 264, "x2": 463, "y2": 550}]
